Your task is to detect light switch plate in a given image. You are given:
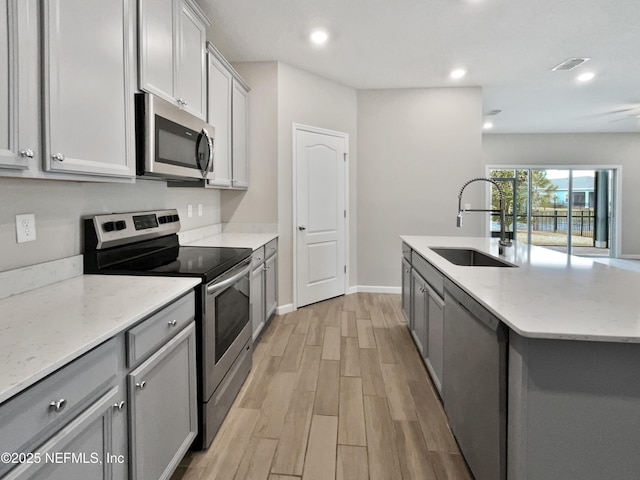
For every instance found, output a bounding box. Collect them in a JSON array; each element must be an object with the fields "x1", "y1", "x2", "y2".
[
  {"x1": 187, "y1": 204, "x2": 193, "y2": 218},
  {"x1": 197, "y1": 204, "x2": 203, "y2": 216},
  {"x1": 16, "y1": 213, "x2": 36, "y2": 243}
]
